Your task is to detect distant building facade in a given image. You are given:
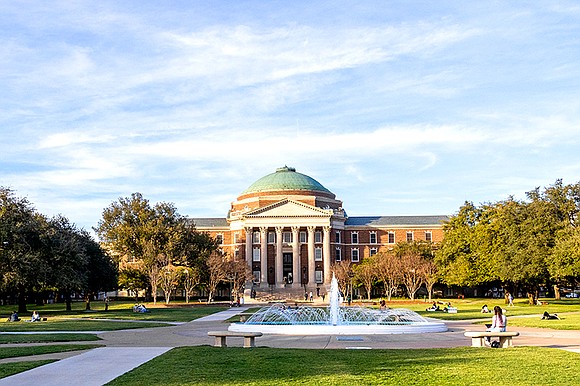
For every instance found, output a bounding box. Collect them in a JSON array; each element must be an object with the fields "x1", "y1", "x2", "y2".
[{"x1": 191, "y1": 166, "x2": 447, "y2": 291}]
